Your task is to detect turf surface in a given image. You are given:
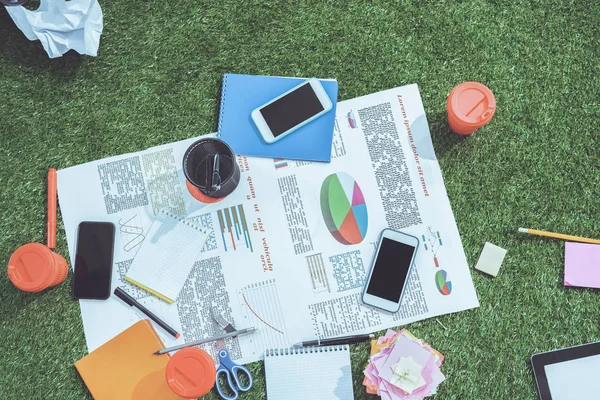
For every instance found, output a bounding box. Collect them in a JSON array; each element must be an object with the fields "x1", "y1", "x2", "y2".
[{"x1": 1, "y1": 0, "x2": 599, "y2": 399}]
